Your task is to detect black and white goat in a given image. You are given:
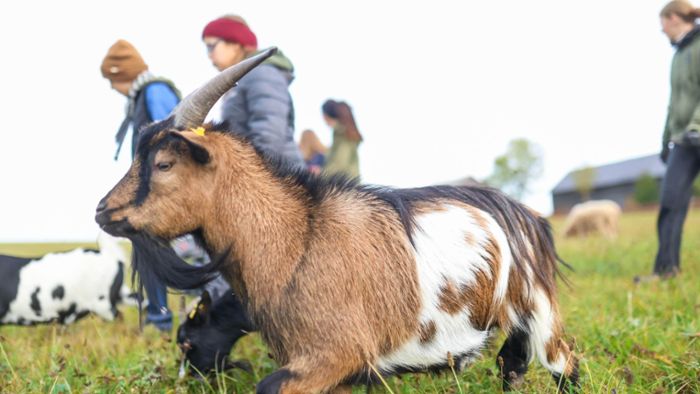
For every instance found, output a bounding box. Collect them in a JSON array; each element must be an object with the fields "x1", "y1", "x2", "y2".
[
  {"x1": 96, "y1": 49, "x2": 579, "y2": 393},
  {"x1": 0, "y1": 232, "x2": 138, "y2": 325}
]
